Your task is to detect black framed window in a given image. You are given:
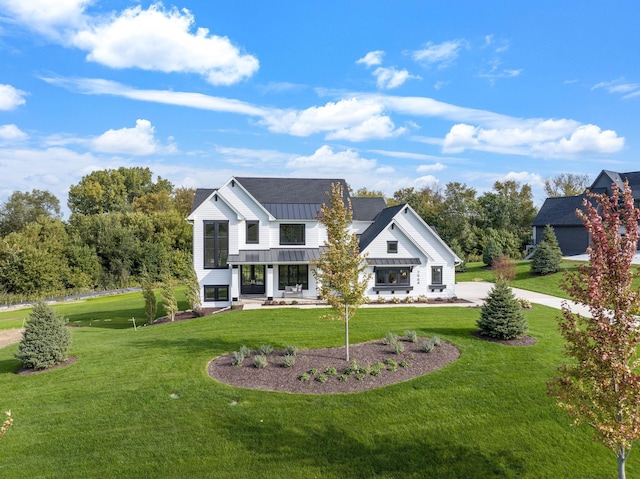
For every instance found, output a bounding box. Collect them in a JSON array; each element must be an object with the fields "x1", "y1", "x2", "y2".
[
  {"x1": 278, "y1": 265, "x2": 309, "y2": 290},
  {"x1": 375, "y1": 267, "x2": 410, "y2": 286},
  {"x1": 204, "y1": 221, "x2": 228, "y2": 269},
  {"x1": 203, "y1": 285, "x2": 229, "y2": 302},
  {"x1": 279, "y1": 224, "x2": 305, "y2": 245},
  {"x1": 387, "y1": 241, "x2": 398, "y2": 253},
  {"x1": 431, "y1": 266, "x2": 443, "y2": 285},
  {"x1": 246, "y1": 221, "x2": 259, "y2": 244}
]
